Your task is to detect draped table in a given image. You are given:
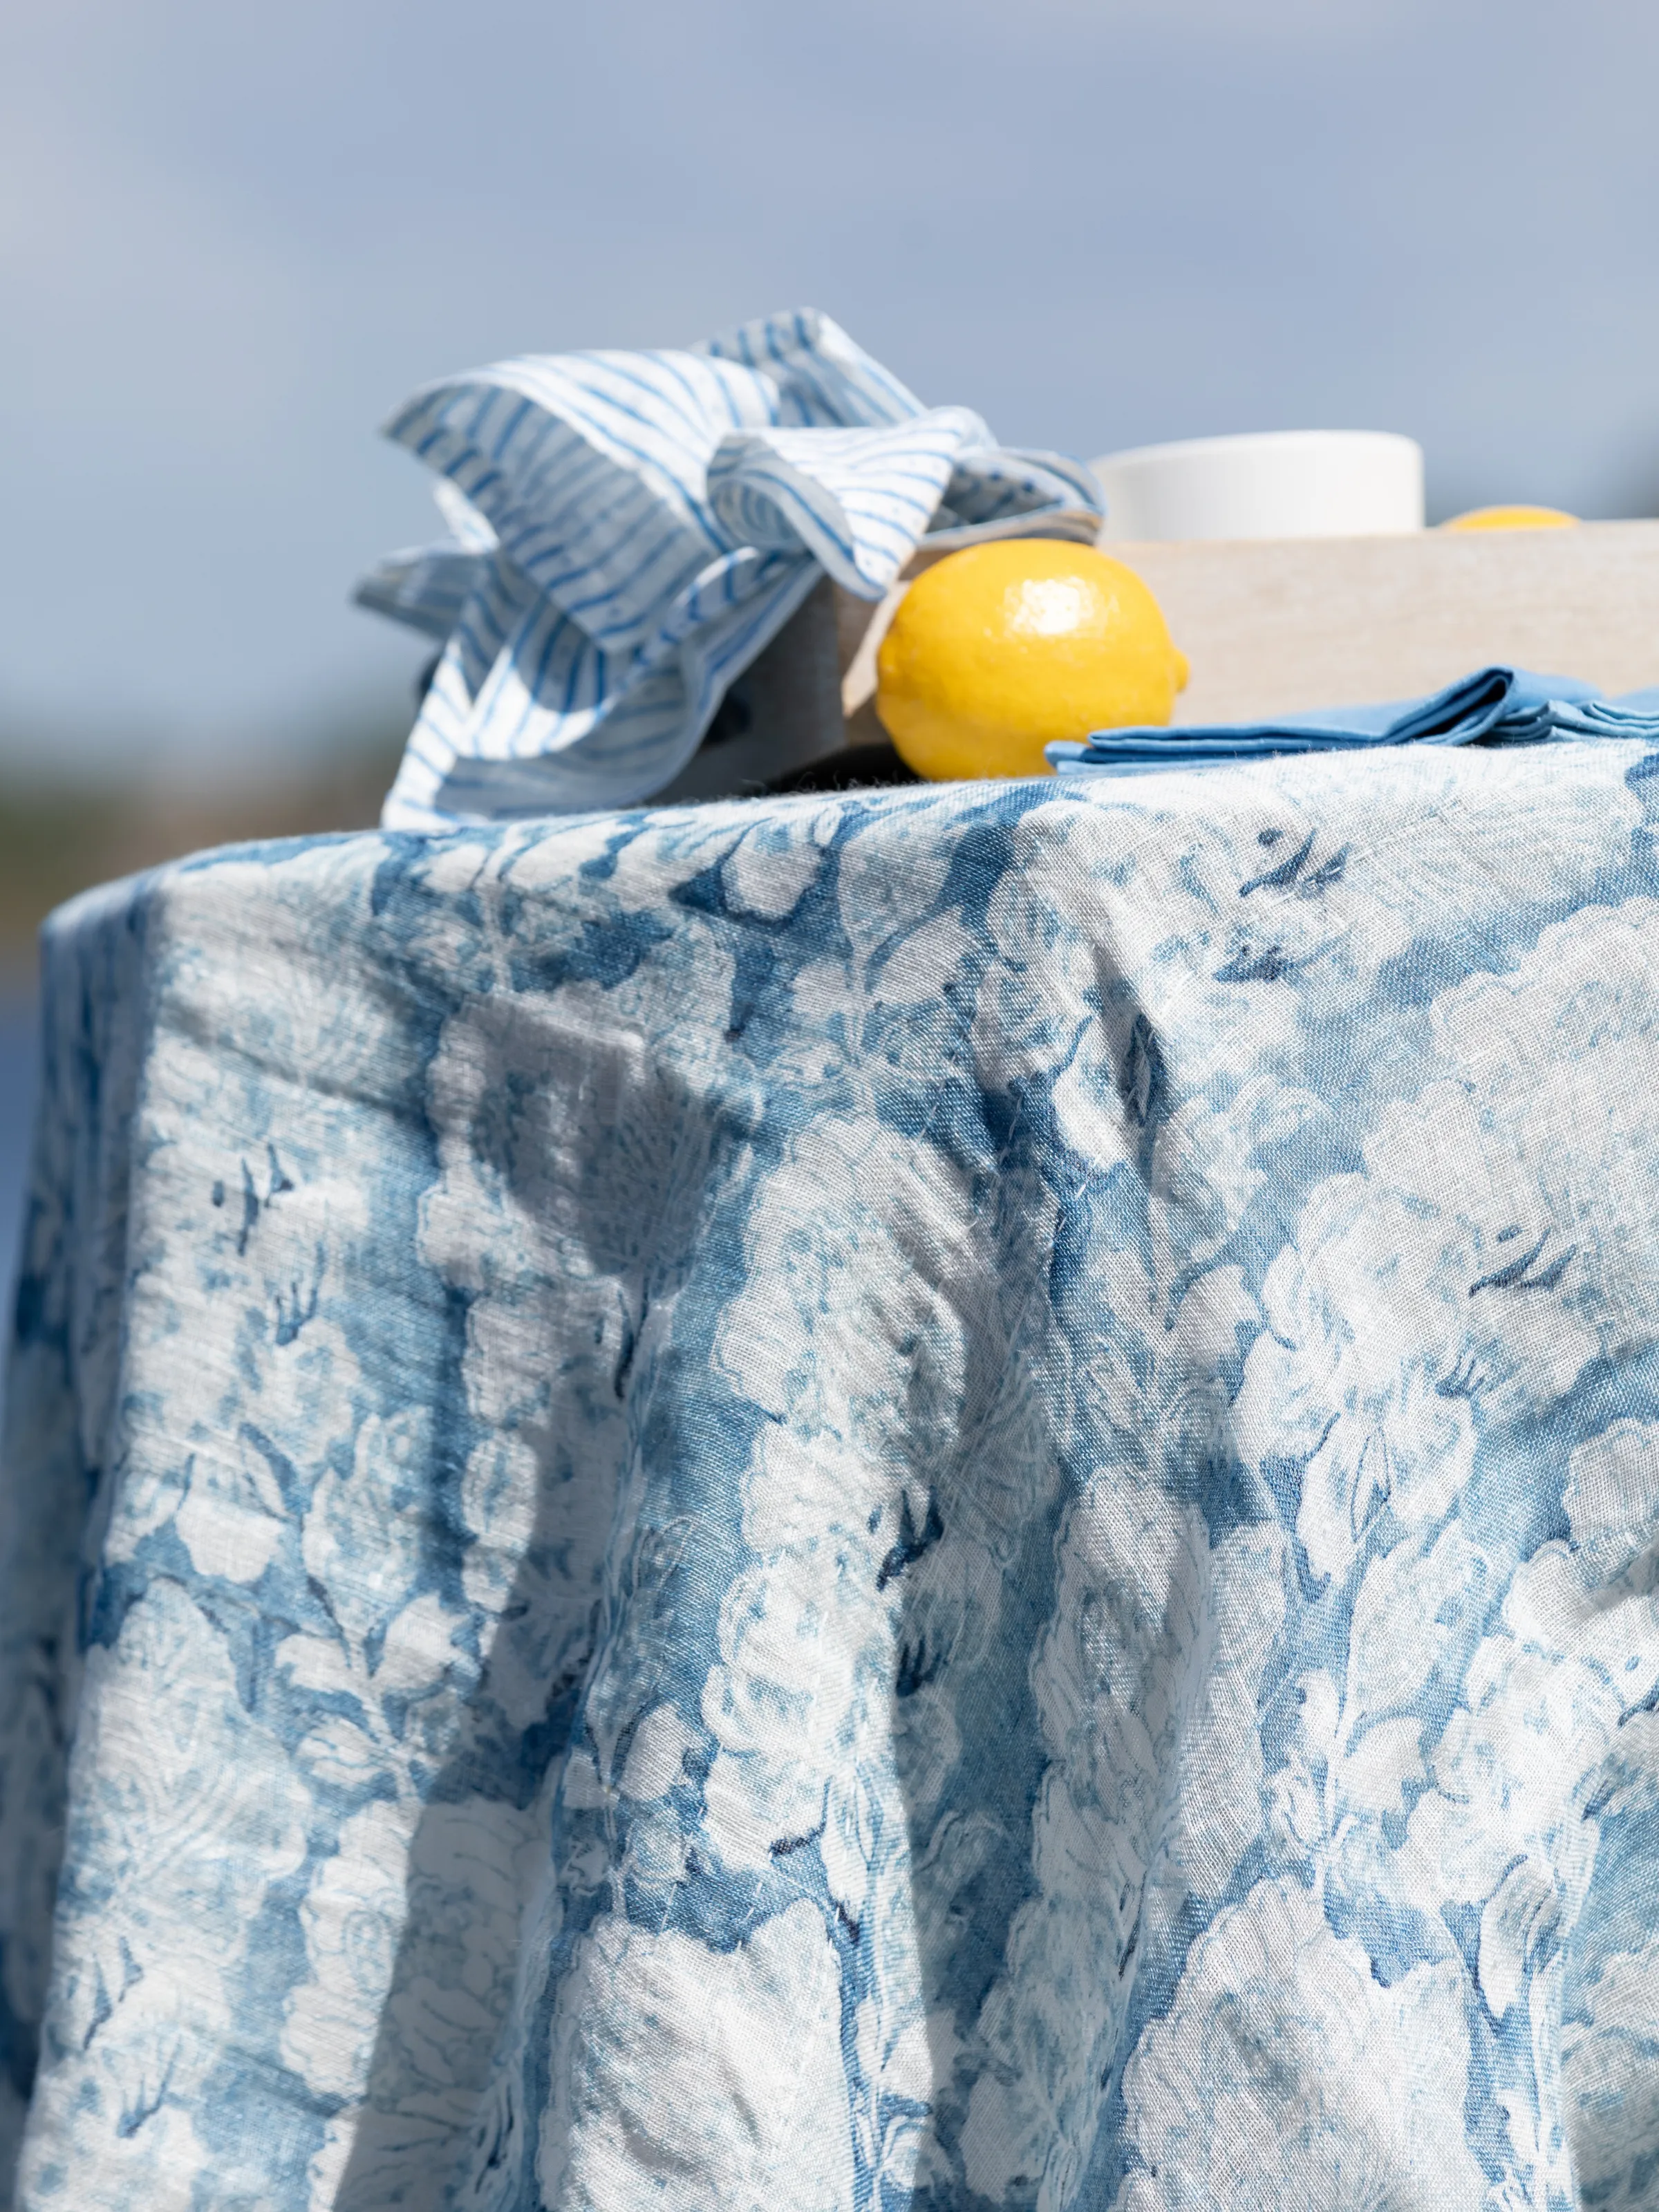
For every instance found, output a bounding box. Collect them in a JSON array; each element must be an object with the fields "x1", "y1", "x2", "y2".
[{"x1": 3, "y1": 742, "x2": 1659, "y2": 2210}]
